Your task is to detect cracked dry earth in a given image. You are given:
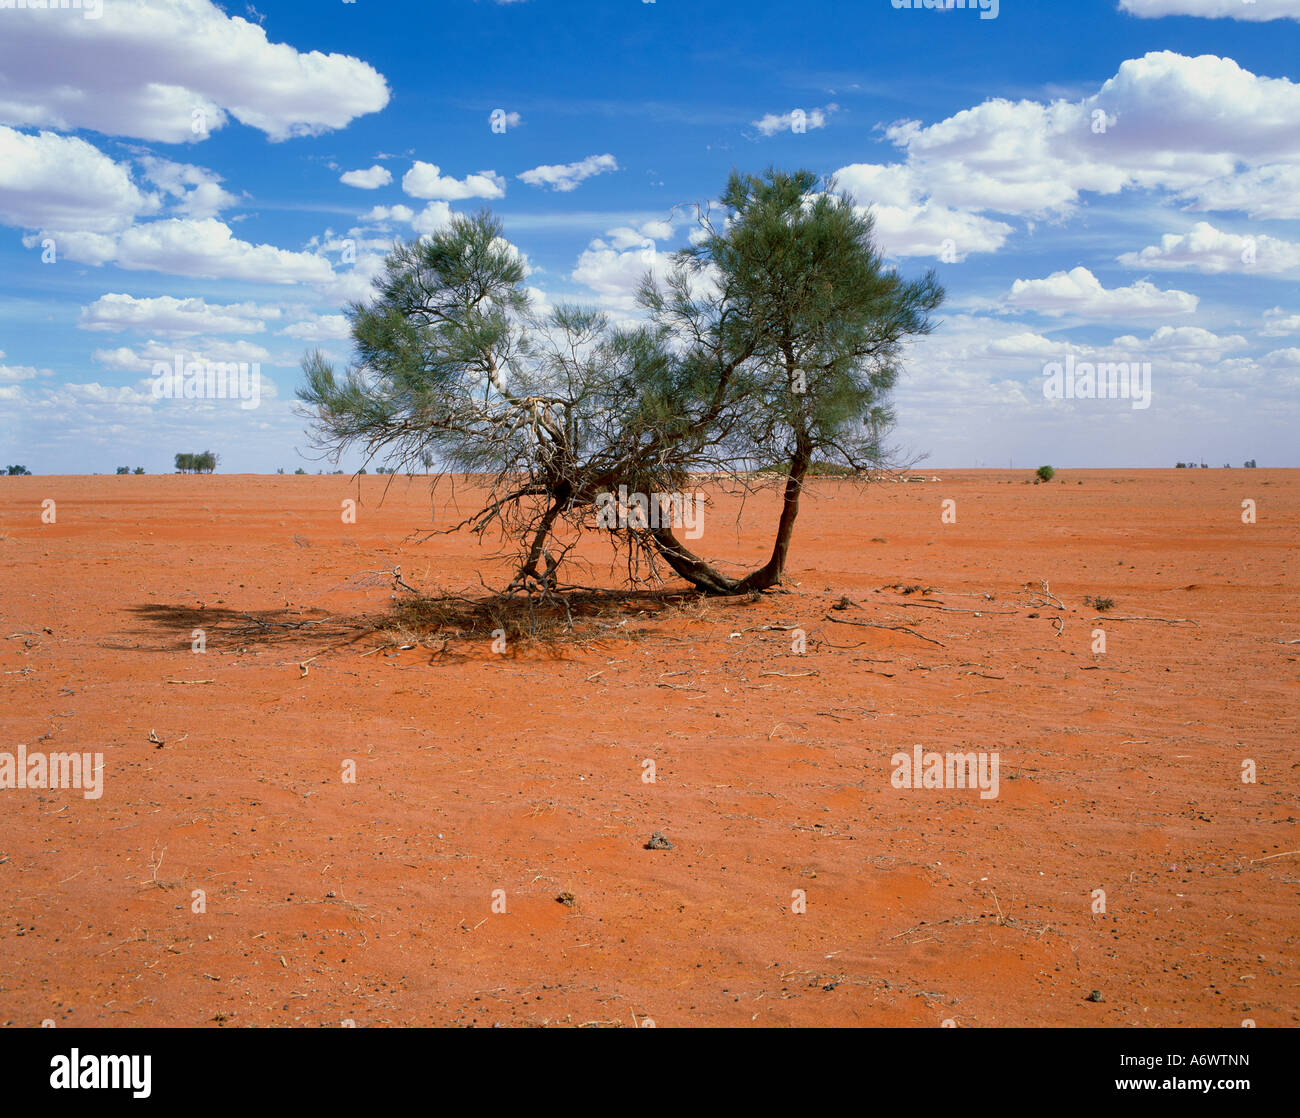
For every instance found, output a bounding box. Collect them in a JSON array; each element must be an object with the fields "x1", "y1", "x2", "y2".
[{"x1": 0, "y1": 470, "x2": 1296, "y2": 1027}]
